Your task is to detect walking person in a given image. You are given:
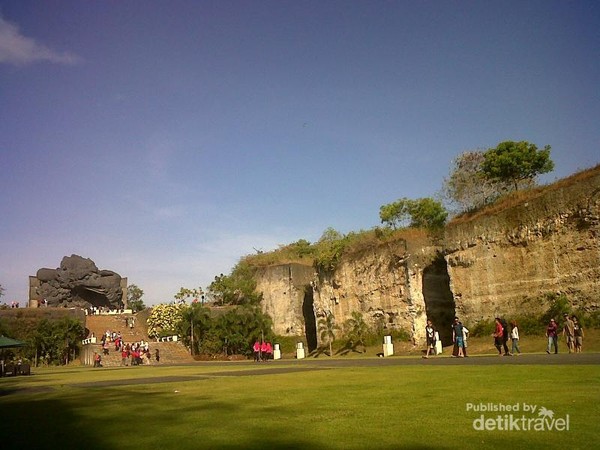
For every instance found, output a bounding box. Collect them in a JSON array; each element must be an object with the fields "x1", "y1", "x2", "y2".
[
  {"x1": 451, "y1": 317, "x2": 464, "y2": 358},
  {"x1": 423, "y1": 319, "x2": 437, "y2": 359},
  {"x1": 510, "y1": 320, "x2": 521, "y2": 355},
  {"x1": 260, "y1": 341, "x2": 268, "y2": 362},
  {"x1": 572, "y1": 316, "x2": 584, "y2": 353},
  {"x1": 493, "y1": 318, "x2": 504, "y2": 356},
  {"x1": 562, "y1": 313, "x2": 575, "y2": 353},
  {"x1": 546, "y1": 318, "x2": 558, "y2": 354},
  {"x1": 500, "y1": 317, "x2": 511, "y2": 355}
]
